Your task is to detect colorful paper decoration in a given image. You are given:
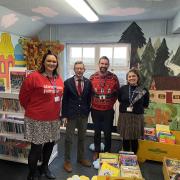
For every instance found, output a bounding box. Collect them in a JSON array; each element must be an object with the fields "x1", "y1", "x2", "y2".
[{"x1": 22, "y1": 38, "x2": 64, "y2": 70}]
